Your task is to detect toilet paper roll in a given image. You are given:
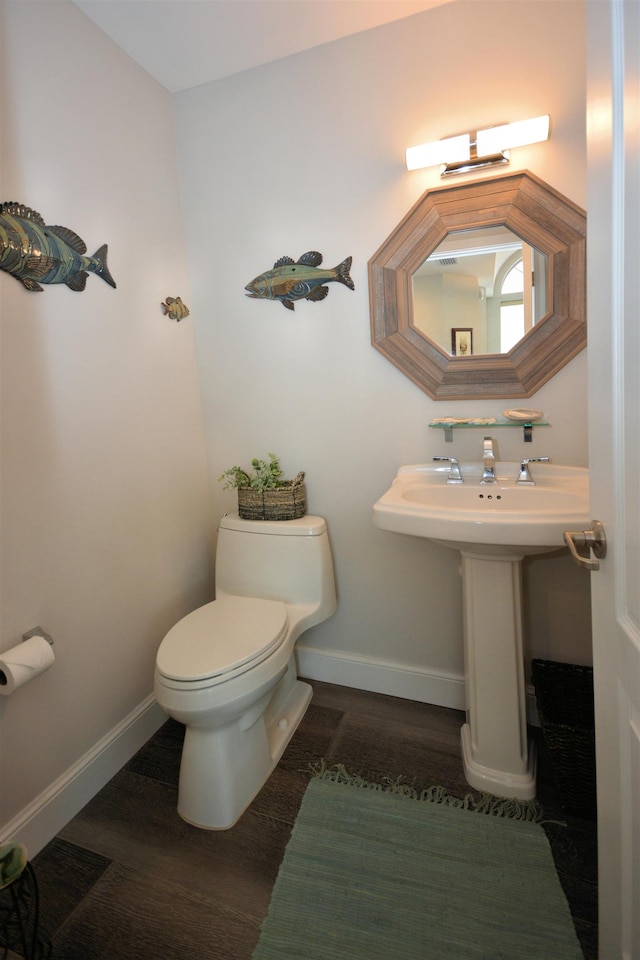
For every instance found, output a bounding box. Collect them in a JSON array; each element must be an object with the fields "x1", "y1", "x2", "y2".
[{"x1": 0, "y1": 636, "x2": 55, "y2": 695}]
